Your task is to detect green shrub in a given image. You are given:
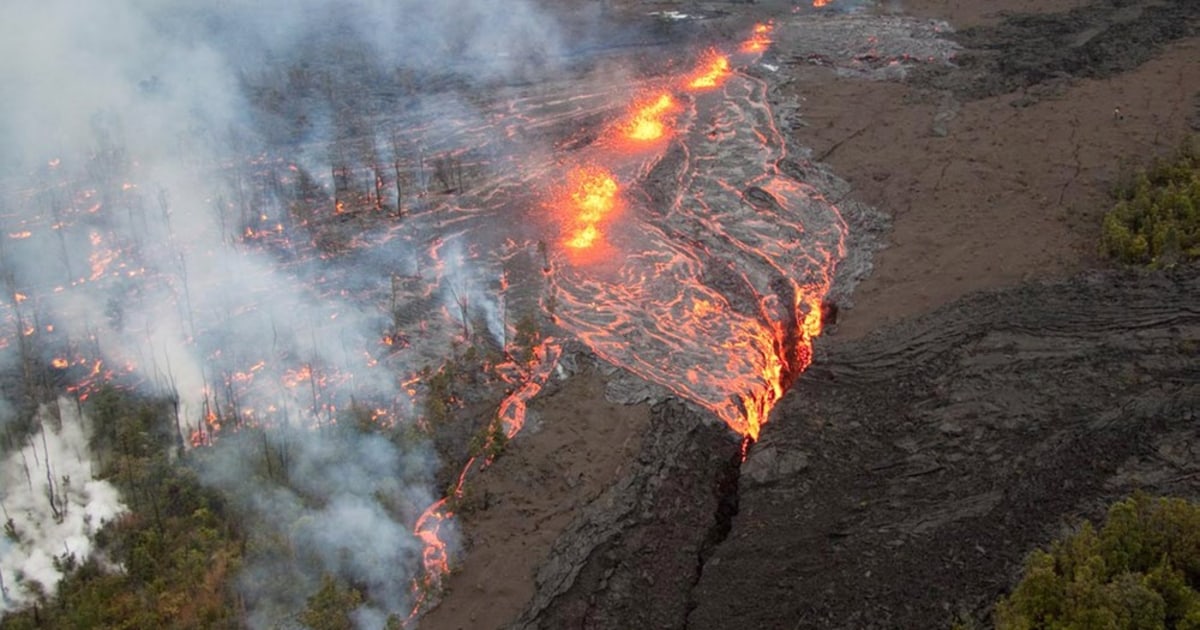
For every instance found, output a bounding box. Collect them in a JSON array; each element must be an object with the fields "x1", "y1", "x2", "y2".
[
  {"x1": 996, "y1": 494, "x2": 1200, "y2": 629},
  {"x1": 1102, "y1": 137, "x2": 1200, "y2": 267}
]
